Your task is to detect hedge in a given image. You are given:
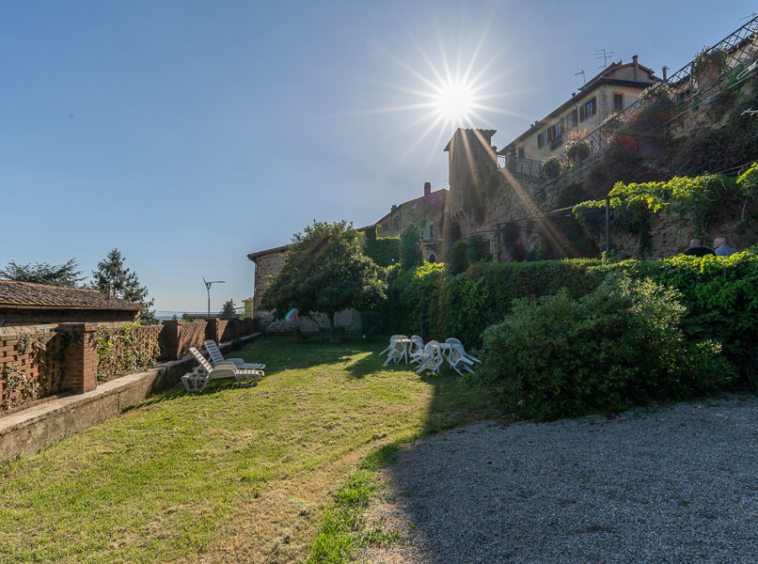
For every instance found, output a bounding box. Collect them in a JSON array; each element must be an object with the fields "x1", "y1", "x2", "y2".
[{"x1": 383, "y1": 249, "x2": 758, "y2": 383}]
